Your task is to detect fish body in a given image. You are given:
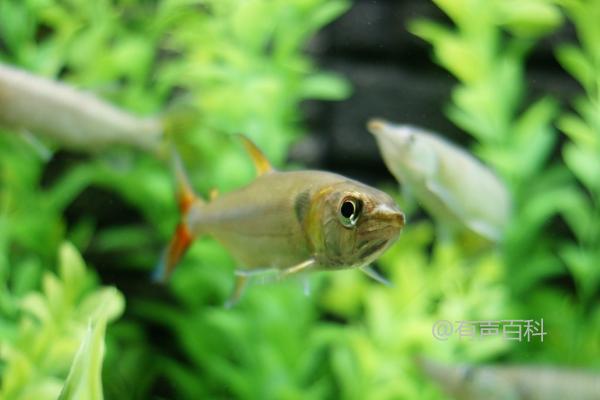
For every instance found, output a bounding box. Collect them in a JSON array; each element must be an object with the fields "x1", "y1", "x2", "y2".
[
  {"x1": 368, "y1": 119, "x2": 511, "y2": 243},
  {"x1": 417, "y1": 357, "x2": 600, "y2": 400},
  {"x1": 189, "y1": 170, "x2": 402, "y2": 271},
  {"x1": 157, "y1": 136, "x2": 405, "y2": 305}
]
